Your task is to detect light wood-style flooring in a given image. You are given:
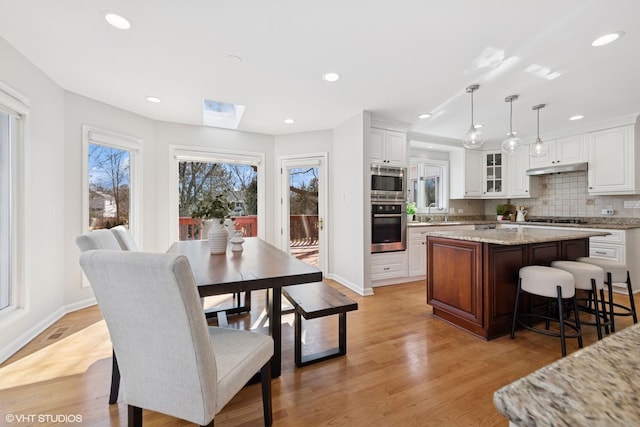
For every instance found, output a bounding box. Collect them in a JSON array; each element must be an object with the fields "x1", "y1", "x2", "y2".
[{"x1": 1, "y1": 280, "x2": 638, "y2": 426}]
